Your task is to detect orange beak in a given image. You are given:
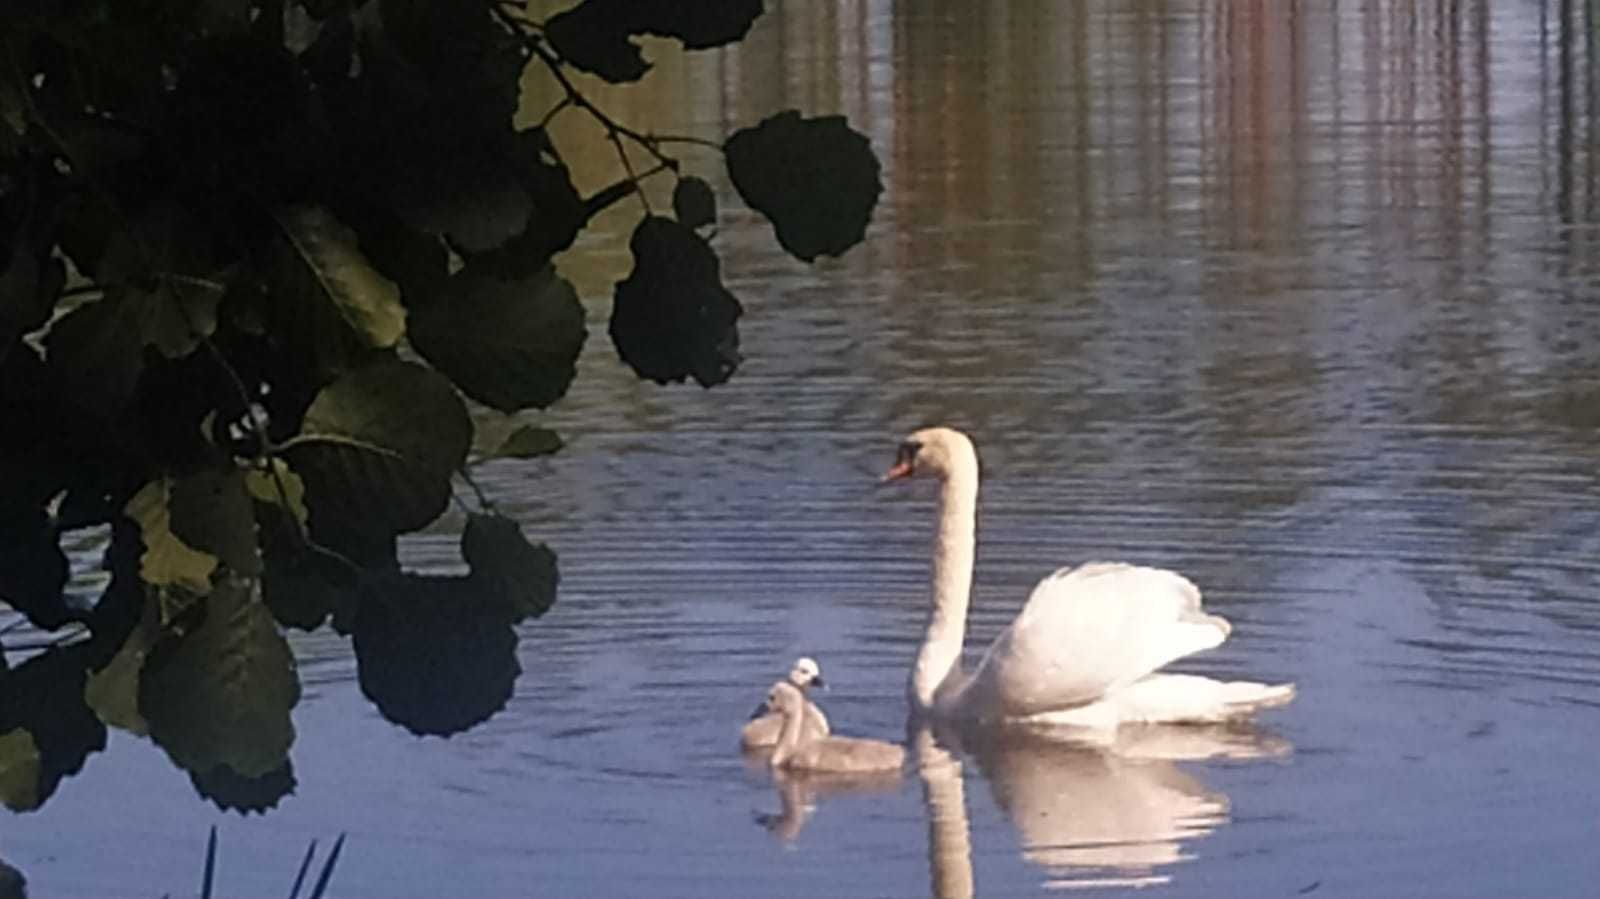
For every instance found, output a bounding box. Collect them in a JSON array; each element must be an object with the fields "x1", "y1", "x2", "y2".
[{"x1": 881, "y1": 460, "x2": 914, "y2": 482}]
